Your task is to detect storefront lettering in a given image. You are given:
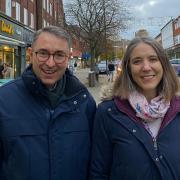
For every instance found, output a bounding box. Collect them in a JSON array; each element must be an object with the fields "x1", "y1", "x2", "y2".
[{"x1": 0, "y1": 20, "x2": 14, "y2": 35}]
